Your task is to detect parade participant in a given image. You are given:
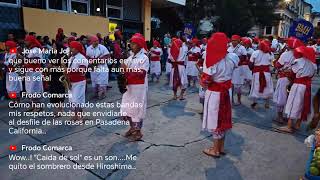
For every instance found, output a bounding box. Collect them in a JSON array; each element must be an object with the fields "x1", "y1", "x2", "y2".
[
  {"x1": 249, "y1": 40, "x2": 274, "y2": 109},
  {"x1": 252, "y1": 37, "x2": 260, "y2": 50},
  {"x1": 120, "y1": 33, "x2": 149, "y2": 141},
  {"x1": 241, "y1": 38, "x2": 253, "y2": 90},
  {"x1": 149, "y1": 40, "x2": 163, "y2": 82},
  {"x1": 273, "y1": 37, "x2": 303, "y2": 124},
  {"x1": 197, "y1": 49, "x2": 206, "y2": 115},
  {"x1": 86, "y1": 36, "x2": 110, "y2": 99},
  {"x1": 169, "y1": 38, "x2": 188, "y2": 100},
  {"x1": 314, "y1": 39, "x2": 320, "y2": 74},
  {"x1": 24, "y1": 35, "x2": 44, "y2": 112},
  {"x1": 68, "y1": 41, "x2": 88, "y2": 121},
  {"x1": 200, "y1": 38, "x2": 207, "y2": 54},
  {"x1": 186, "y1": 38, "x2": 201, "y2": 87},
  {"x1": 307, "y1": 88, "x2": 320, "y2": 131},
  {"x1": 165, "y1": 45, "x2": 172, "y2": 85},
  {"x1": 228, "y1": 35, "x2": 247, "y2": 105},
  {"x1": 55, "y1": 28, "x2": 65, "y2": 43},
  {"x1": 4, "y1": 40, "x2": 21, "y2": 102},
  {"x1": 280, "y1": 46, "x2": 317, "y2": 133},
  {"x1": 201, "y1": 32, "x2": 238, "y2": 158},
  {"x1": 47, "y1": 41, "x2": 66, "y2": 117}
]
